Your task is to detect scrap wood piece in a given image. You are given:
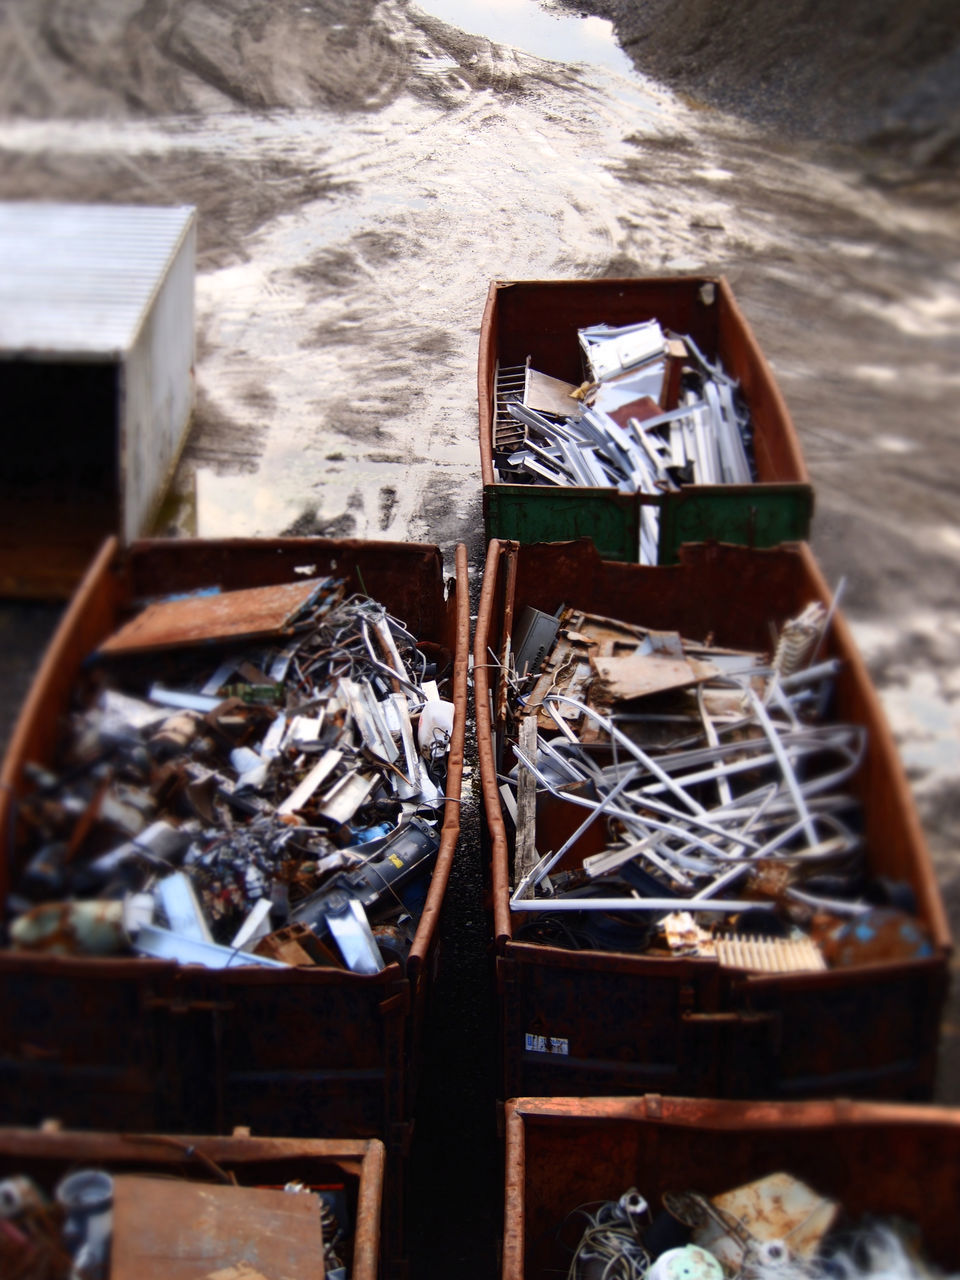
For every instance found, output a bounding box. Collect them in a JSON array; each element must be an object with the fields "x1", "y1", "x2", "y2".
[
  {"x1": 514, "y1": 713, "x2": 540, "y2": 884},
  {"x1": 524, "y1": 366, "x2": 584, "y2": 419},
  {"x1": 109, "y1": 1174, "x2": 325, "y2": 1279},
  {"x1": 526, "y1": 607, "x2": 763, "y2": 732},
  {"x1": 99, "y1": 578, "x2": 333, "y2": 655},
  {"x1": 589, "y1": 651, "x2": 721, "y2": 701}
]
